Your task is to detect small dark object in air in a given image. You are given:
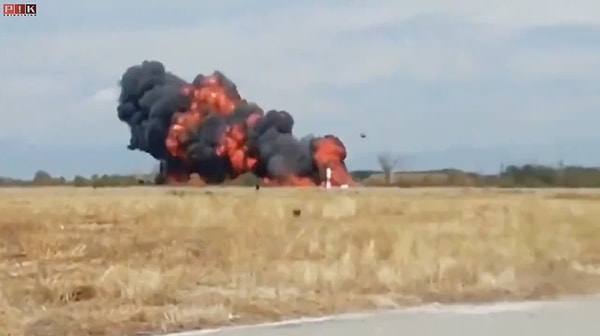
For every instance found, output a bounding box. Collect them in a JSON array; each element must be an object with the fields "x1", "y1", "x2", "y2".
[
  {"x1": 292, "y1": 209, "x2": 302, "y2": 217},
  {"x1": 255, "y1": 184, "x2": 260, "y2": 191},
  {"x1": 360, "y1": 133, "x2": 367, "y2": 138}
]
